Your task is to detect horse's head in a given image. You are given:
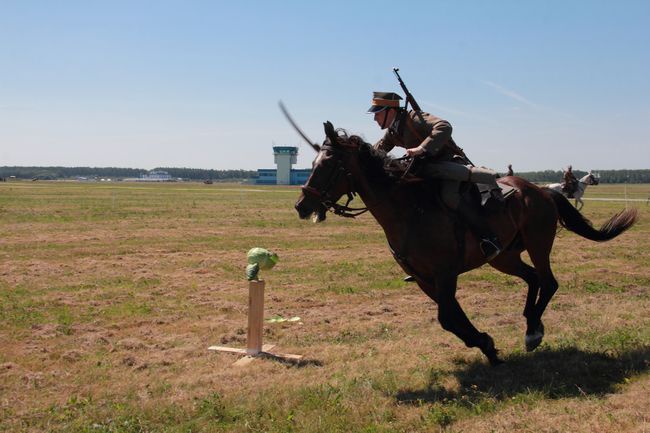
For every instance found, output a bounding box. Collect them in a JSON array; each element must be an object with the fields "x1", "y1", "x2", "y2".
[
  {"x1": 584, "y1": 170, "x2": 600, "y2": 185},
  {"x1": 295, "y1": 121, "x2": 363, "y2": 222}
]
